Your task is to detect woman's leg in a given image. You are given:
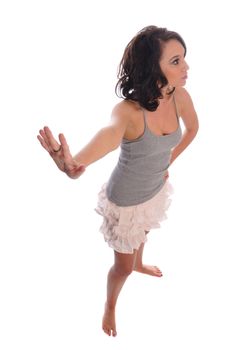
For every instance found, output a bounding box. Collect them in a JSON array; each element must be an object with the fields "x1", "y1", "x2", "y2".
[
  {"x1": 102, "y1": 249, "x2": 137, "y2": 337},
  {"x1": 134, "y1": 232, "x2": 163, "y2": 277}
]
